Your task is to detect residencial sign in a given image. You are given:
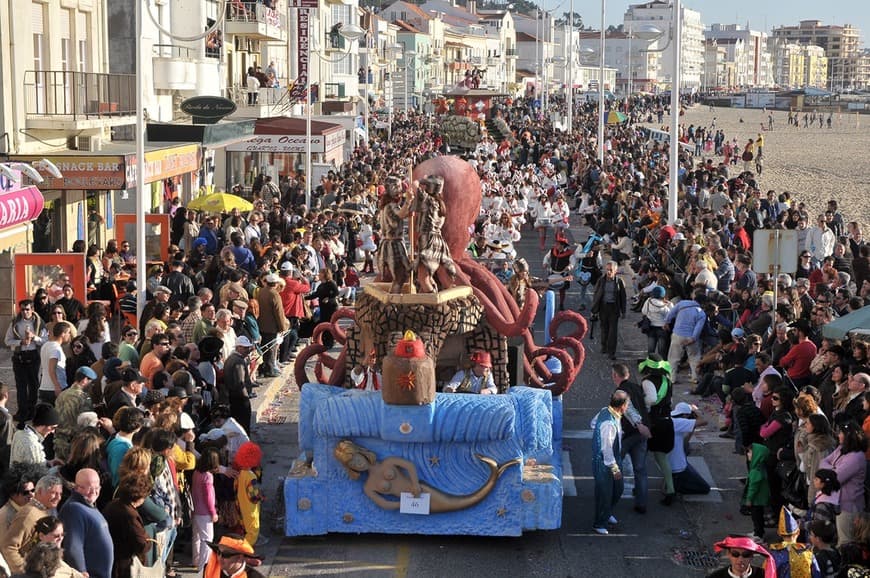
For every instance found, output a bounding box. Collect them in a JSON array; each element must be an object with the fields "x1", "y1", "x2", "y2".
[{"x1": 286, "y1": 7, "x2": 312, "y2": 104}]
